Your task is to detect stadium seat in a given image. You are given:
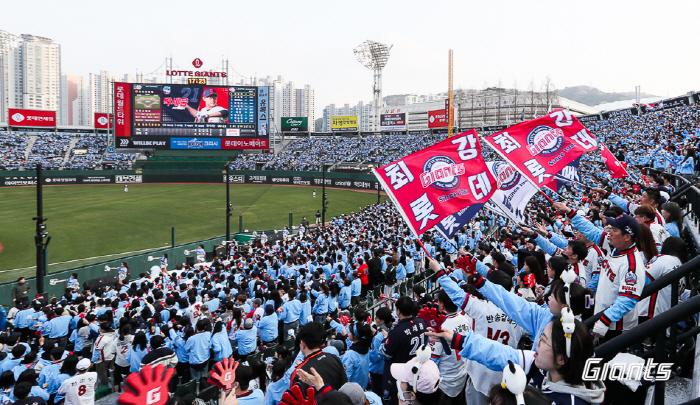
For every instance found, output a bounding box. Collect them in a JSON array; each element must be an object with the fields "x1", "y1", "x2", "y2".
[
  {"x1": 94, "y1": 385, "x2": 112, "y2": 400},
  {"x1": 263, "y1": 344, "x2": 278, "y2": 360},
  {"x1": 248, "y1": 352, "x2": 263, "y2": 364},
  {"x1": 284, "y1": 337, "x2": 295, "y2": 349},
  {"x1": 174, "y1": 380, "x2": 197, "y2": 397}
]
